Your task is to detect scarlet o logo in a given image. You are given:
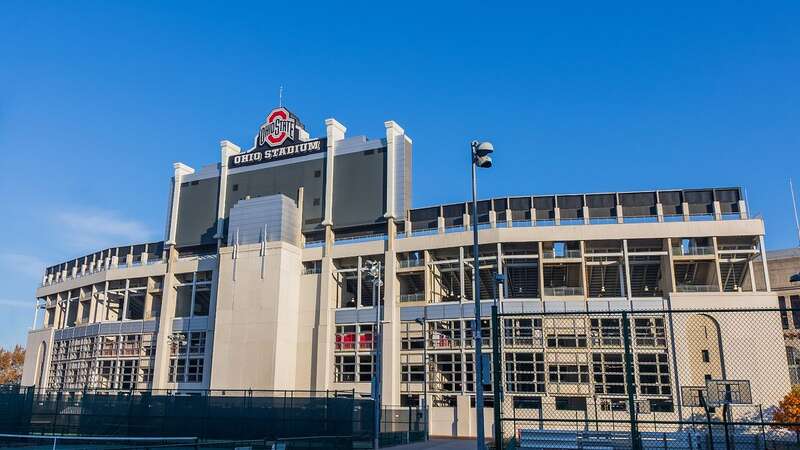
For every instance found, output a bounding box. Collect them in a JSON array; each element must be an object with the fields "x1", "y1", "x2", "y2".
[{"x1": 258, "y1": 107, "x2": 297, "y2": 147}]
